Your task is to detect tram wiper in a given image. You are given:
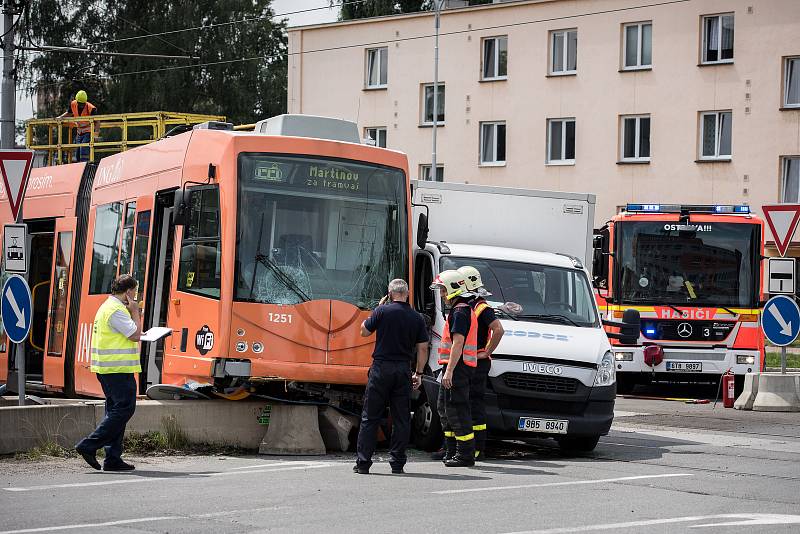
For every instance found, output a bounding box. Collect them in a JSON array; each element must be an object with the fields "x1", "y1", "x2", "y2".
[{"x1": 254, "y1": 253, "x2": 311, "y2": 303}]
